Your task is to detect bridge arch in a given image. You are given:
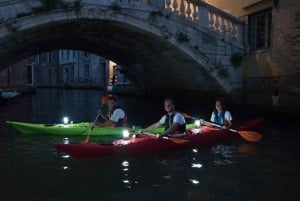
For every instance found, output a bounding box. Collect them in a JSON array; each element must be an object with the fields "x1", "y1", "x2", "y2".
[{"x1": 0, "y1": 0, "x2": 244, "y2": 96}]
